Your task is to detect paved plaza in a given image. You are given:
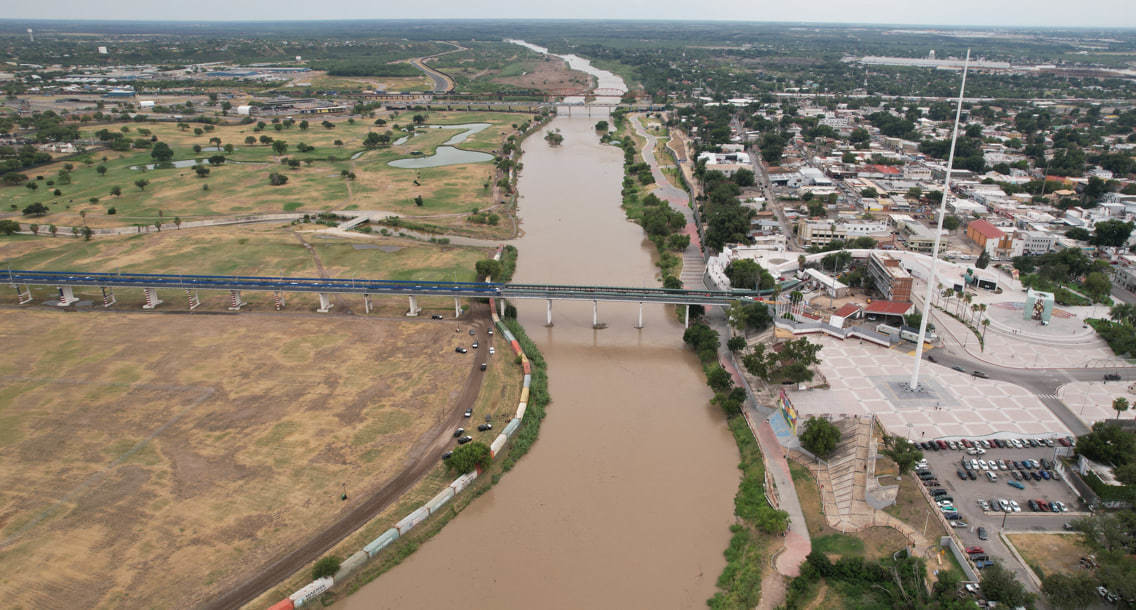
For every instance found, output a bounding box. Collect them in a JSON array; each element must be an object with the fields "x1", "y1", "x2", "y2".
[
  {"x1": 787, "y1": 336, "x2": 1071, "y2": 440},
  {"x1": 1058, "y1": 379, "x2": 1136, "y2": 427}
]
